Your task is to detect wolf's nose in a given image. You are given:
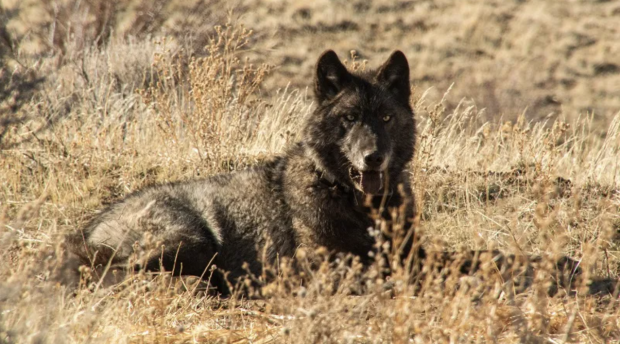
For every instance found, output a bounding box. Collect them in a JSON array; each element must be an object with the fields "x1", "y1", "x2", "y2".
[{"x1": 364, "y1": 152, "x2": 384, "y2": 168}]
